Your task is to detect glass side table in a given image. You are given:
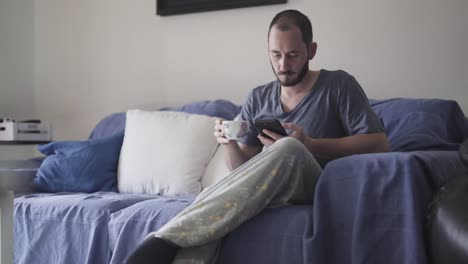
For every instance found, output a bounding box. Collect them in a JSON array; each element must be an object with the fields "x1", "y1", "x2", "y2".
[{"x1": 0, "y1": 141, "x2": 49, "y2": 264}]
